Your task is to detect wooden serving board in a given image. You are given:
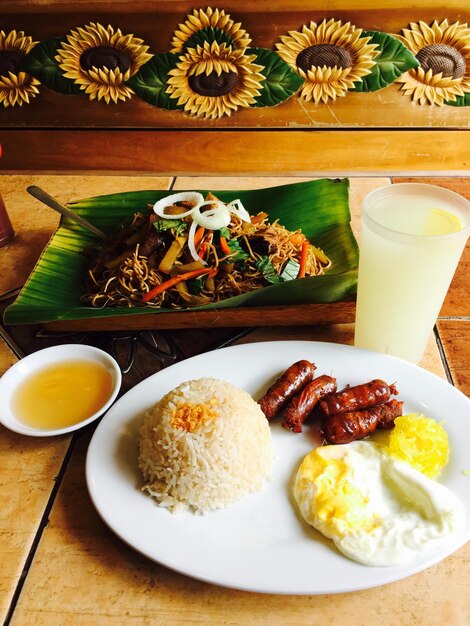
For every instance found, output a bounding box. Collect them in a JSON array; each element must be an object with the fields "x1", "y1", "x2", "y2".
[{"x1": 43, "y1": 301, "x2": 356, "y2": 332}]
